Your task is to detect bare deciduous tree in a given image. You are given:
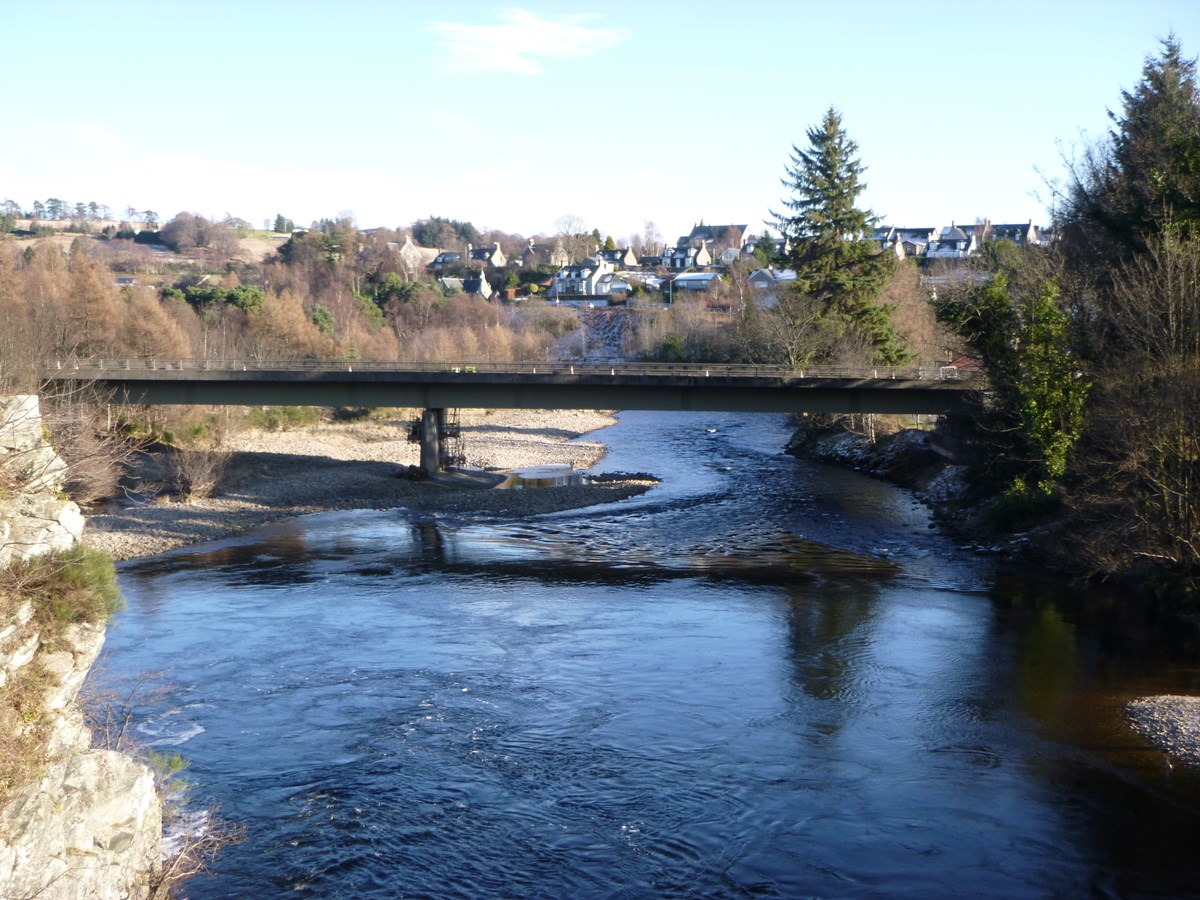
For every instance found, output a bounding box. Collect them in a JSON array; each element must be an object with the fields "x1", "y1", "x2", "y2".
[
  {"x1": 761, "y1": 288, "x2": 841, "y2": 368},
  {"x1": 1070, "y1": 231, "x2": 1200, "y2": 578},
  {"x1": 555, "y1": 213, "x2": 593, "y2": 264}
]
